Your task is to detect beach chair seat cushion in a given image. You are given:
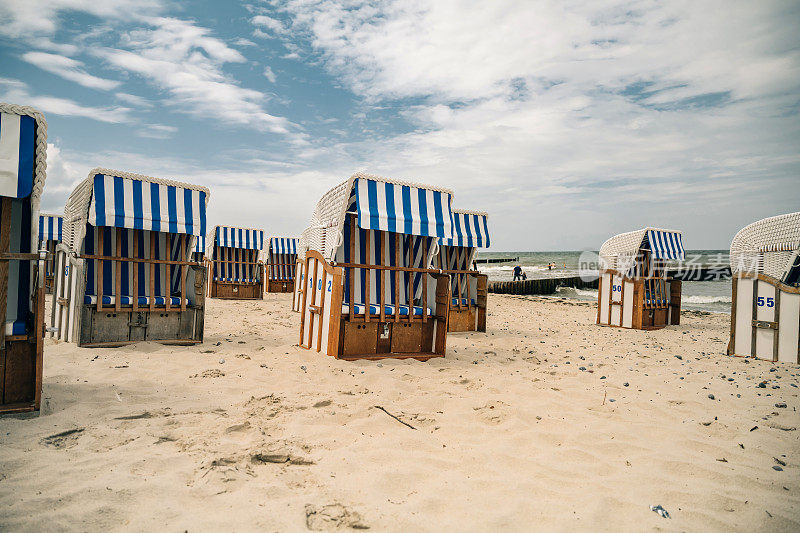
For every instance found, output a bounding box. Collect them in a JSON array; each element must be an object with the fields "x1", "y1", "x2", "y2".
[
  {"x1": 214, "y1": 277, "x2": 259, "y2": 283},
  {"x1": 451, "y1": 297, "x2": 476, "y2": 306},
  {"x1": 83, "y1": 295, "x2": 192, "y2": 306},
  {"x1": 341, "y1": 303, "x2": 432, "y2": 316},
  {"x1": 4, "y1": 320, "x2": 27, "y2": 336}
]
